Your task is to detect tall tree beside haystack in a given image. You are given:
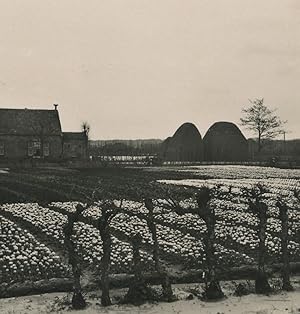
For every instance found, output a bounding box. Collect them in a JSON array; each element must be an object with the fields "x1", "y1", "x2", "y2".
[
  {"x1": 63, "y1": 204, "x2": 87, "y2": 309},
  {"x1": 240, "y1": 98, "x2": 286, "y2": 152},
  {"x1": 276, "y1": 198, "x2": 294, "y2": 291},
  {"x1": 243, "y1": 184, "x2": 272, "y2": 294}
]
